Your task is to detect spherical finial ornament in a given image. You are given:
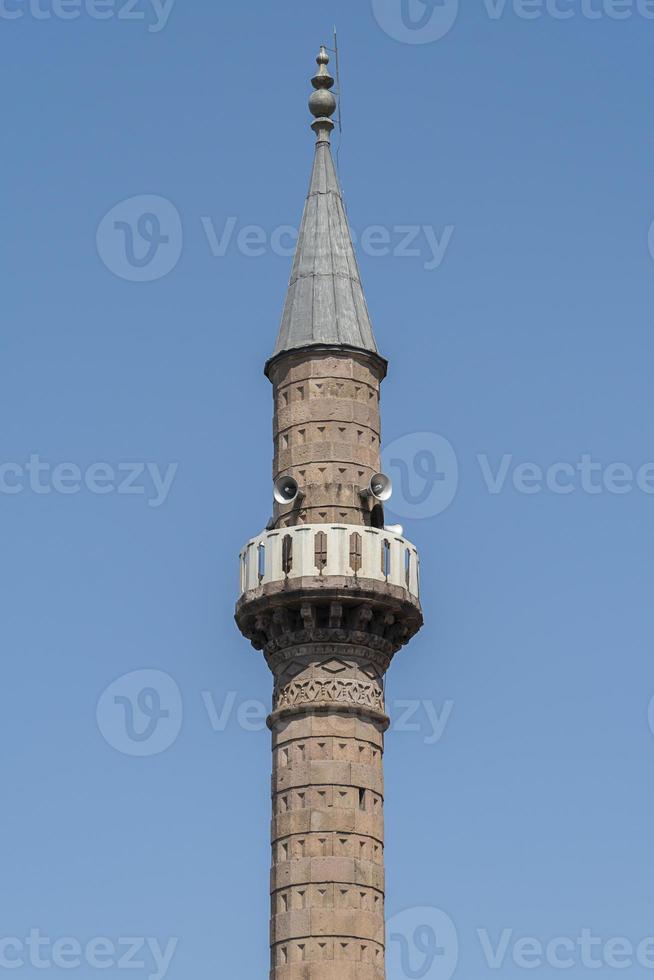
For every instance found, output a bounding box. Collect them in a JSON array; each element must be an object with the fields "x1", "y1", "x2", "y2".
[
  {"x1": 309, "y1": 88, "x2": 337, "y2": 119},
  {"x1": 309, "y1": 44, "x2": 337, "y2": 143}
]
